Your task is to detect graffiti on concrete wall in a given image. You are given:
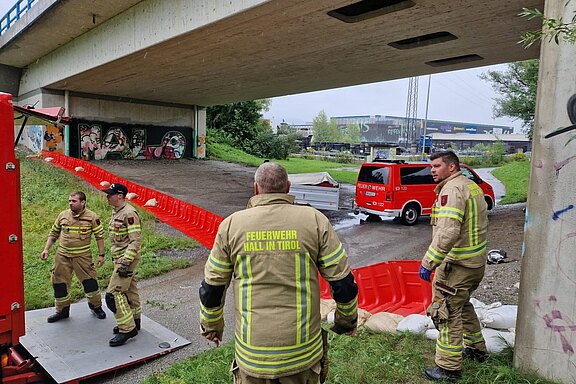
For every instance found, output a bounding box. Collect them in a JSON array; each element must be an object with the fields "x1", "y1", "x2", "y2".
[
  {"x1": 44, "y1": 125, "x2": 64, "y2": 153},
  {"x1": 530, "y1": 93, "x2": 576, "y2": 356},
  {"x1": 71, "y1": 119, "x2": 192, "y2": 160},
  {"x1": 25, "y1": 125, "x2": 43, "y2": 152},
  {"x1": 80, "y1": 124, "x2": 102, "y2": 160}
]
